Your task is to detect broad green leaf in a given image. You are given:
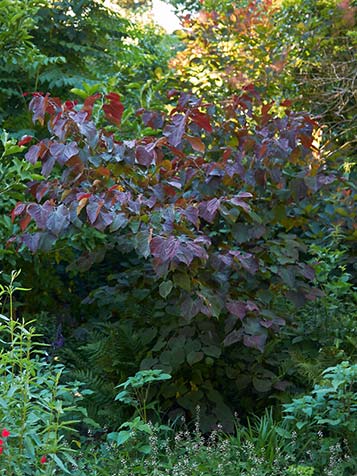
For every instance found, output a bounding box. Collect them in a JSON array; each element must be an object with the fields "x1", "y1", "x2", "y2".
[{"x1": 159, "y1": 280, "x2": 173, "y2": 298}]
